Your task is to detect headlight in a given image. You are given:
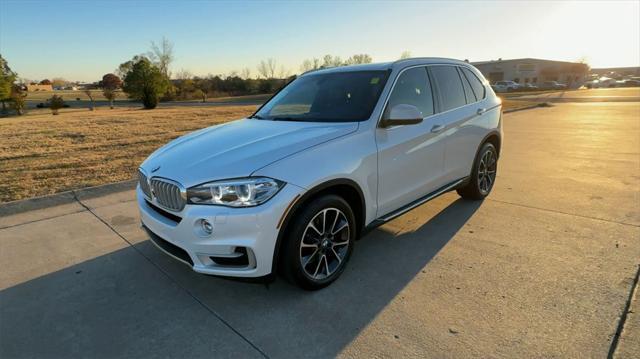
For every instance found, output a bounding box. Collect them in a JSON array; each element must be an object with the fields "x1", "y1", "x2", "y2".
[{"x1": 187, "y1": 177, "x2": 285, "y2": 207}]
